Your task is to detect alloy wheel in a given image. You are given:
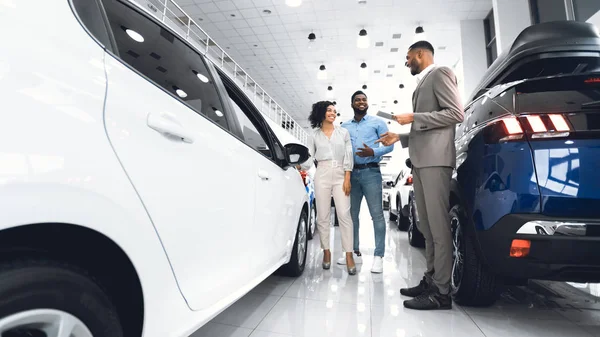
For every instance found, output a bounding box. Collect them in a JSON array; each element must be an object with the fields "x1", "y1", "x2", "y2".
[
  {"x1": 310, "y1": 207, "x2": 316, "y2": 236},
  {"x1": 408, "y1": 201, "x2": 414, "y2": 241},
  {"x1": 0, "y1": 309, "x2": 93, "y2": 337},
  {"x1": 396, "y1": 201, "x2": 401, "y2": 228},
  {"x1": 297, "y1": 217, "x2": 307, "y2": 267},
  {"x1": 450, "y1": 215, "x2": 464, "y2": 293}
]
